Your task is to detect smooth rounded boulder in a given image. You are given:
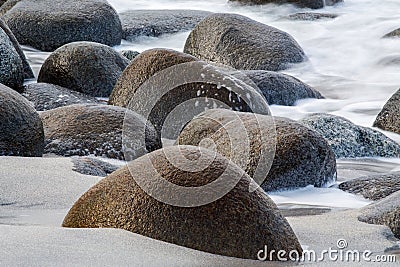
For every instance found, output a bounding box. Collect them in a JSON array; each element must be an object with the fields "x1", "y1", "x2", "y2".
[
  {"x1": 38, "y1": 42, "x2": 129, "y2": 97},
  {"x1": 2, "y1": 0, "x2": 122, "y2": 52},
  {"x1": 40, "y1": 104, "x2": 161, "y2": 160},
  {"x1": 231, "y1": 70, "x2": 323, "y2": 106},
  {"x1": 23, "y1": 83, "x2": 101, "y2": 111},
  {"x1": 229, "y1": 0, "x2": 343, "y2": 9},
  {"x1": 109, "y1": 48, "x2": 199, "y2": 108},
  {"x1": 177, "y1": 109, "x2": 336, "y2": 191},
  {"x1": 359, "y1": 190, "x2": 400, "y2": 239},
  {"x1": 0, "y1": 18, "x2": 34, "y2": 79},
  {"x1": 0, "y1": 83, "x2": 44, "y2": 156},
  {"x1": 301, "y1": 113, "x2": 400, "y2": 158},
  {"x1": 373, "y1": 89, "x2": 400, "y2": 135},
  {"x1": 63, "y1": 145, "x2": 303, "y2": 260},
  {"x1": 184, "y1": 13, "x2": 306, "y2": 71},
  {"x1": 109, "y1": 48, "x2": 271, "y2": 139},
  {"x1": 0, "y1": 25, "x2": 24, "y2": 91}
]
